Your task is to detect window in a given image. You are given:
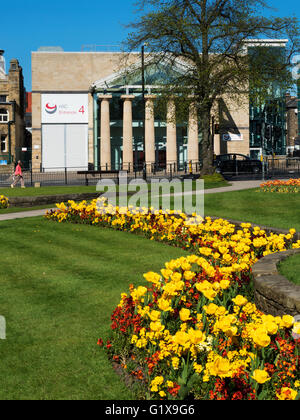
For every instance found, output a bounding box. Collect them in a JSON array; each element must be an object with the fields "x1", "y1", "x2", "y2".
[
  {"x1": 0, "y1": 135, "x2": 7, "y2": 153},
  {"x1": 0, "y1": 95, "x2": 7, "y2": 103},
  {"x1": 235, "y1": 154, "x2": 247, "y2": 161},
  {"x1": 219, "y1": 155, "x2": 231, "y2": 161},
  {"x1": 0, "y1": 108, "x2": 9, "y2": 122}
]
